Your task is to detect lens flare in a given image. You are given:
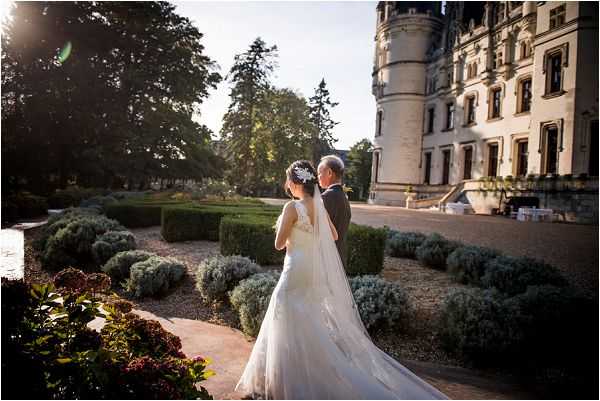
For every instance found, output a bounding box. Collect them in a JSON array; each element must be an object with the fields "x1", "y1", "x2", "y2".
[{"x1": 58, "y1": 41, "x2": 72, "y2": 64}]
